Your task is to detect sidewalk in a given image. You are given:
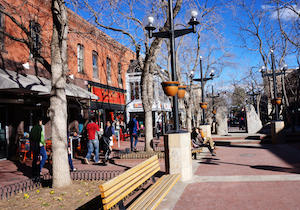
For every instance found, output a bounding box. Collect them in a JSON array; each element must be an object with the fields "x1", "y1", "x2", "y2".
[
  {"x1": 1, "y1": 134, "x2": 300, "y2": 209},
  {"x1": 157, "y1": 142, "x2": 300, "y2": 210}
]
